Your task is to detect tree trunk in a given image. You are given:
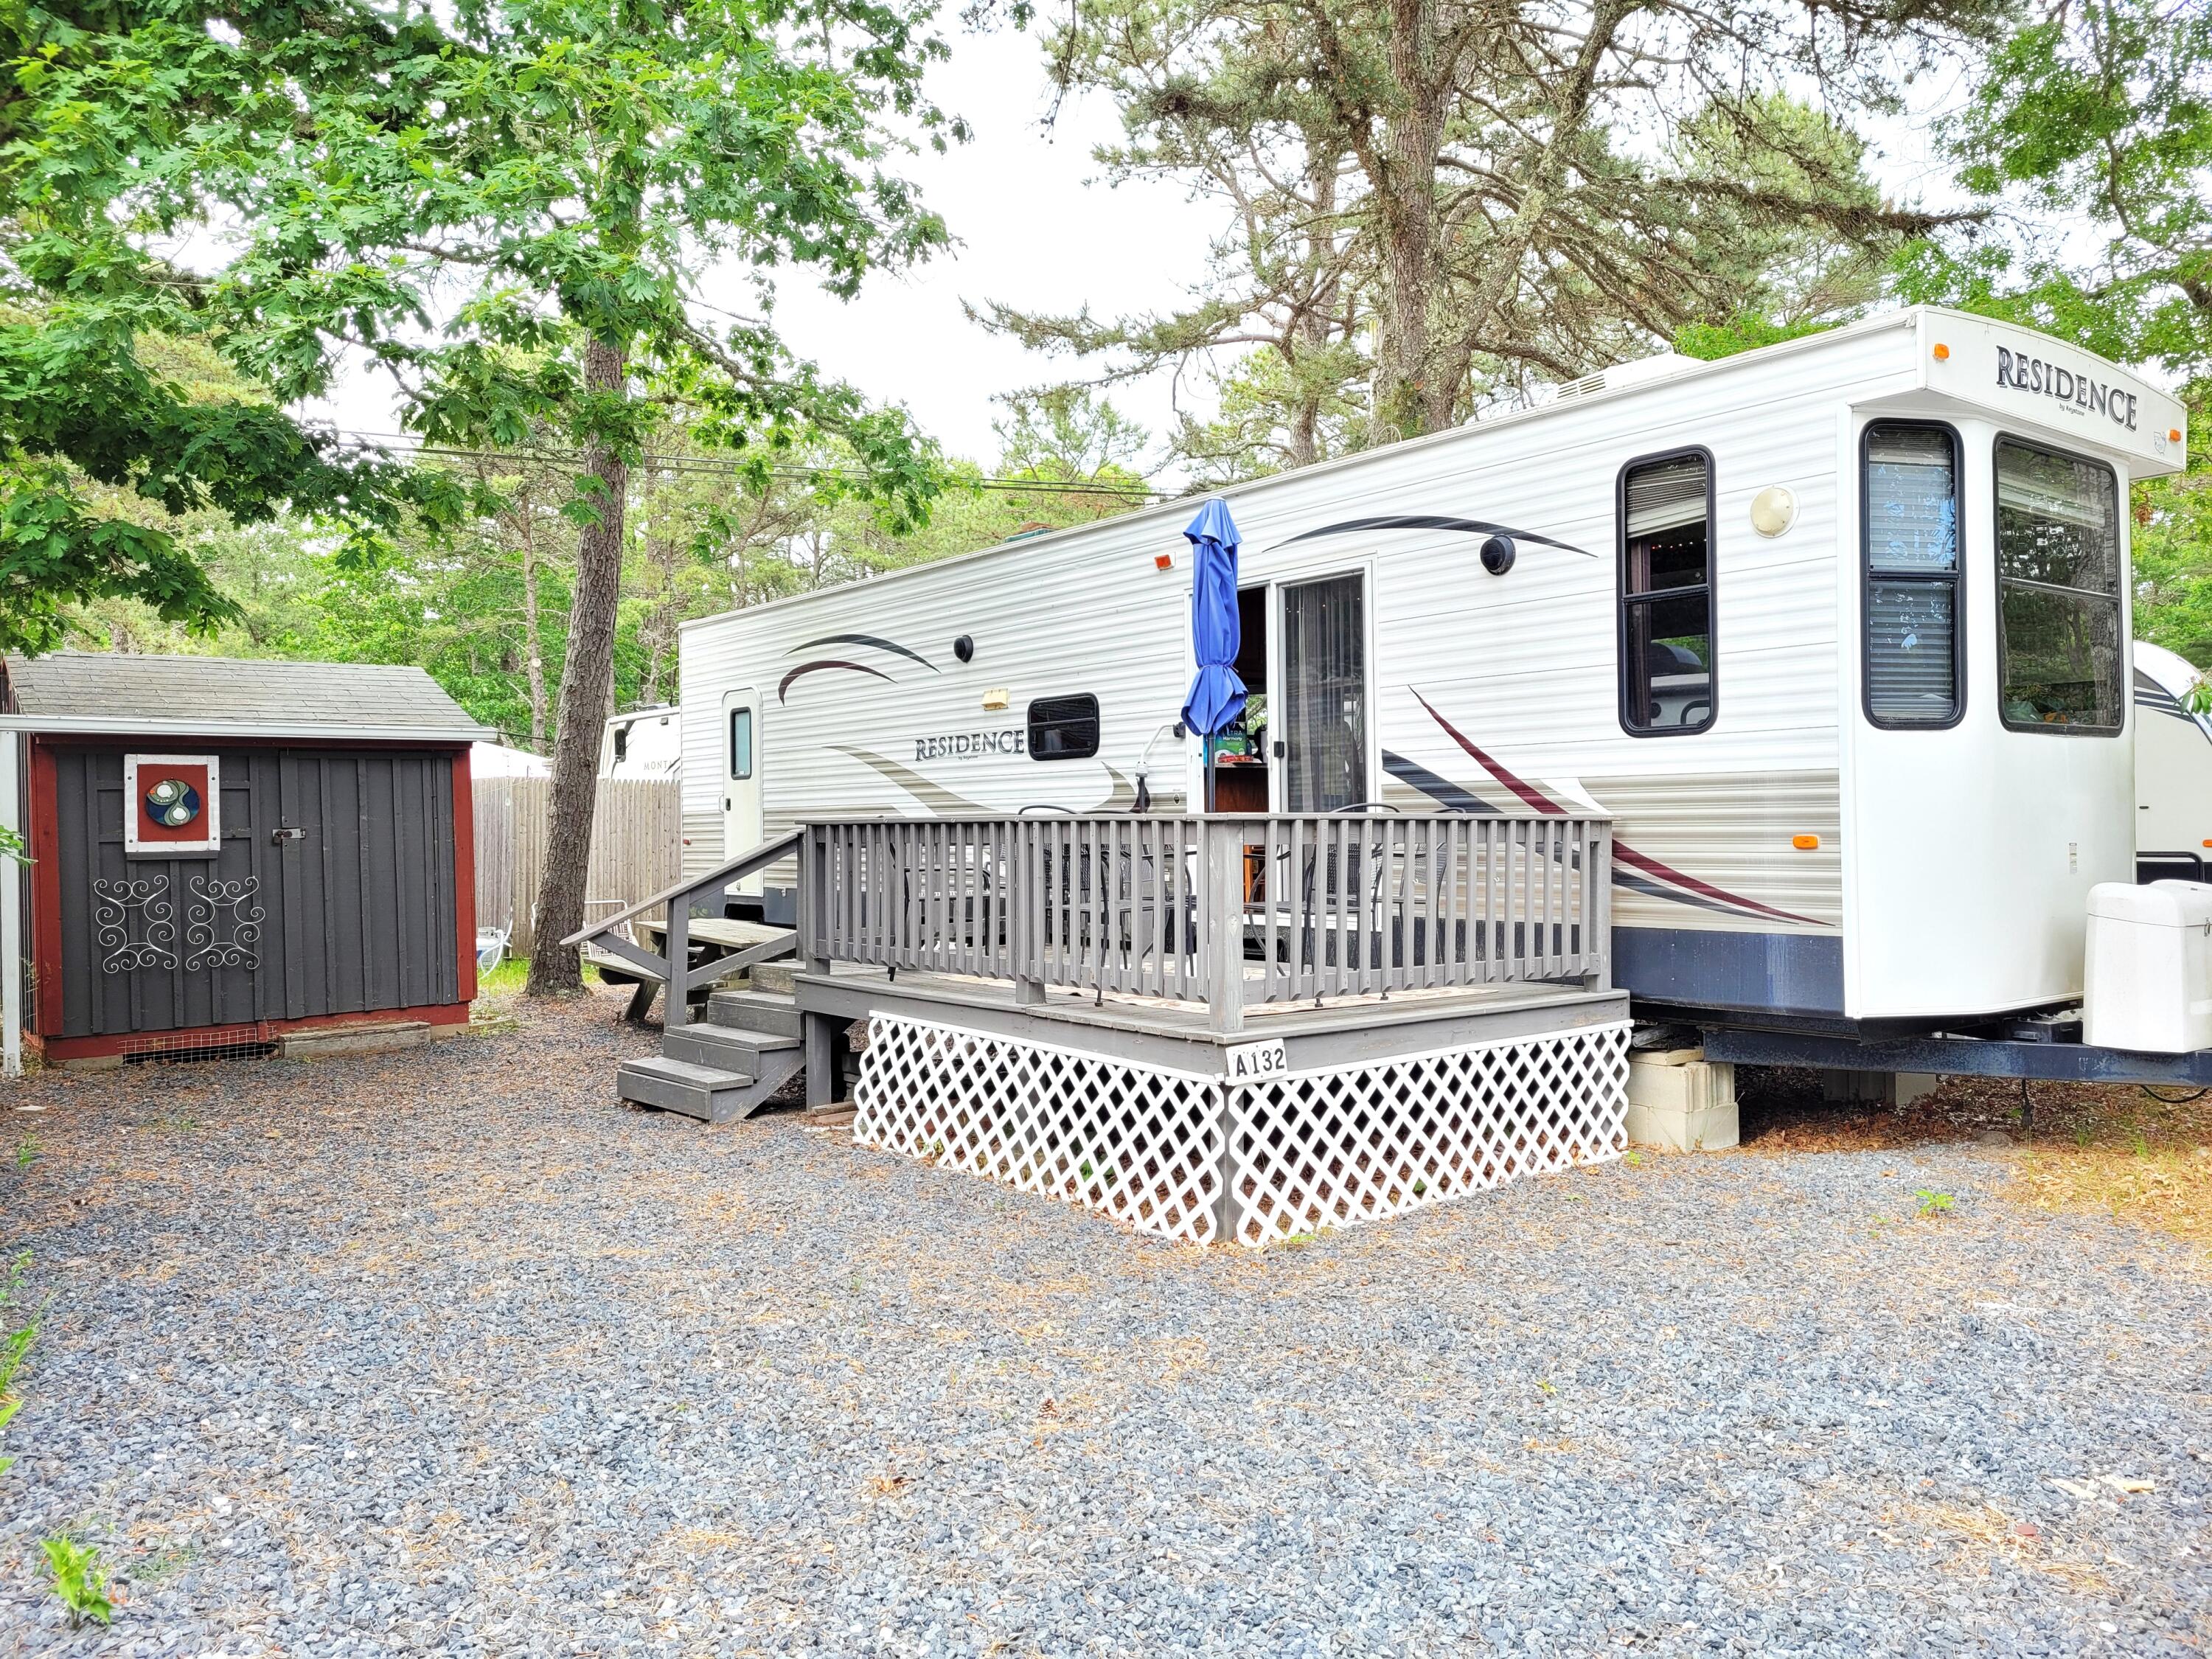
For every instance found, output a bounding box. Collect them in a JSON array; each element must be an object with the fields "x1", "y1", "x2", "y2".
[
  {"x1": 526, "y1": 337, "x2": 630, "y2": 996},
  {"x1": 1366, "y1": 0, "x2": 1446, "y2": 445}
]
